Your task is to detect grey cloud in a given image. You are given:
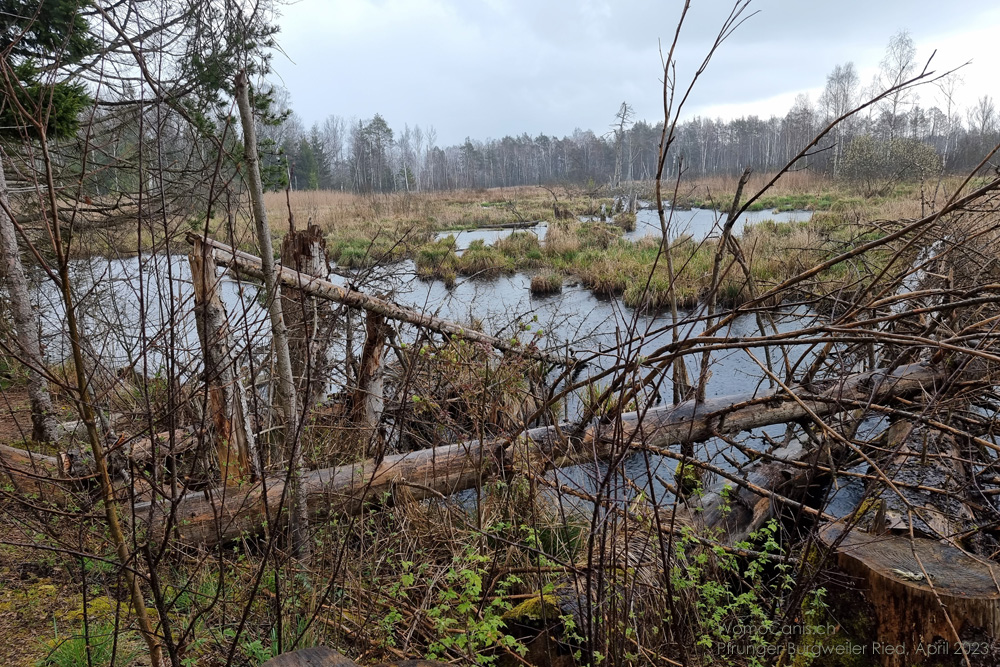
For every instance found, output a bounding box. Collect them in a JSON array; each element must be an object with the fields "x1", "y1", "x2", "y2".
[{"x1": 272, "y1": 0, "x2": 996, "y2": 145}]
